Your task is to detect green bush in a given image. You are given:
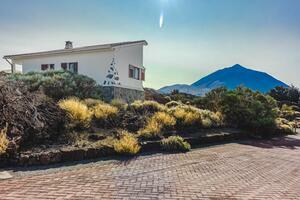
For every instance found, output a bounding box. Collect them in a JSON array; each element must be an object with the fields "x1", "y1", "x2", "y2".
[
  {"x1": 9, "y1": 71, "x2": 102, "y2": 101},
  {"x1": 220, "y1": 87, "x2": 278, "y2": 131},
  {"x1": 161, "y1": 136, "x2": 191, "y2": 152}
]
